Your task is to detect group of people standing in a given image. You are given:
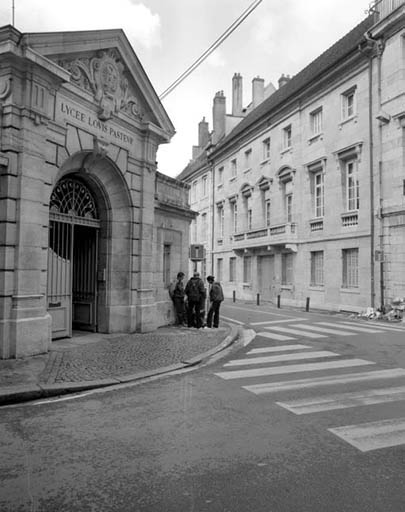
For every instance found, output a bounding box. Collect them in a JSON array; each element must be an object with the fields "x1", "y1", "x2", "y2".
[{"x1": 169, "y1": 272, "x2": 224, "y2": 329}]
